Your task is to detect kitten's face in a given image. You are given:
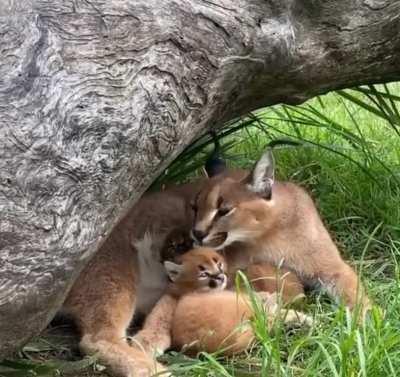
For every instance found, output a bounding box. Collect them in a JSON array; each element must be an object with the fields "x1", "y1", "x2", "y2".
[{"x1": 164, "y1": 247, "x2": 227, "y2": 294}]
